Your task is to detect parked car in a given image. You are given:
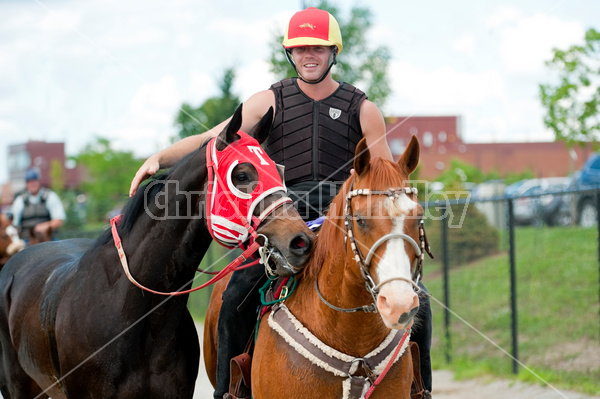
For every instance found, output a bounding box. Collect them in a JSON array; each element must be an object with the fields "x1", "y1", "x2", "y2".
[
  {"x1": 537, "y1": 177, "x2": 572, "y2": 226},
  {"x1": 506, "y1": 177, "x2": 572, "y2": 227},
  {"x1": 571, "y1": 153, "x2": 600, "y2": 227},
  {"x1": 471, "y1": 180, "x2": 506, "y2": 229},
  {"x1": 505, "y1": 179, "x2": 544, "y2": 226}
]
